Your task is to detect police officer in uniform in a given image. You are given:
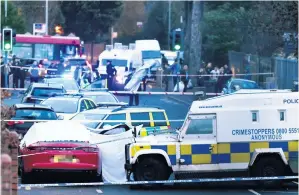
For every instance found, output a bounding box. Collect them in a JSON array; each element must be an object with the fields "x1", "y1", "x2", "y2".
[{"x1": 106, "y1": 60, "x2": 116, "y2": 90}]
